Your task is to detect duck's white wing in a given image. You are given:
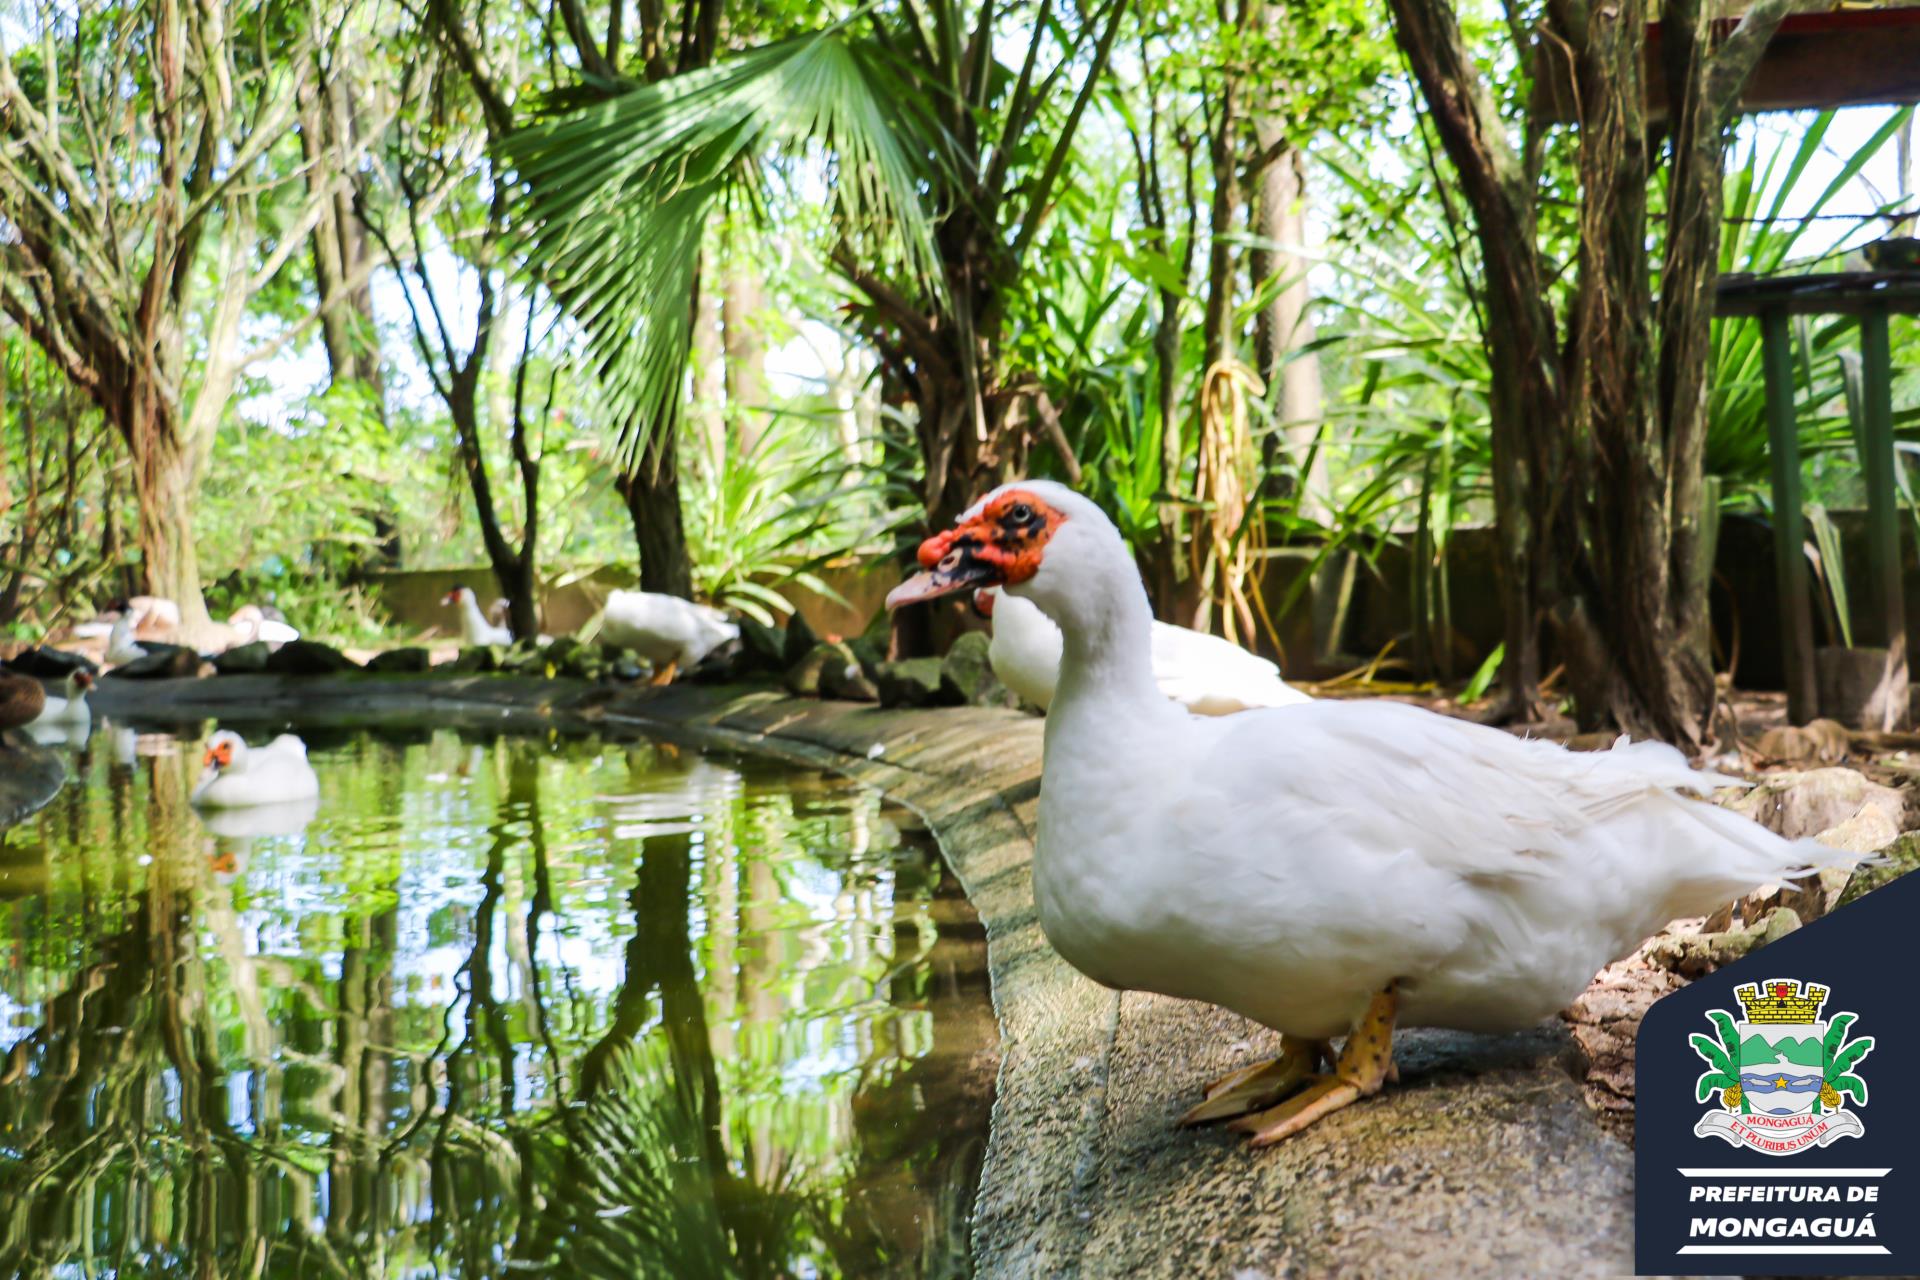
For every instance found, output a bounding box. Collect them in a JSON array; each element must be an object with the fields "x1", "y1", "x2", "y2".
[
  {"x1": 1165, "y1": 699, "x2": 1835, "y2": 1028},
  {"x1": 1205, "y1": 699, "x2": 1813, "y2": 879},
  {"x1": 1148, "y1": 621, "x2": 1310, "y2": 713}
]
